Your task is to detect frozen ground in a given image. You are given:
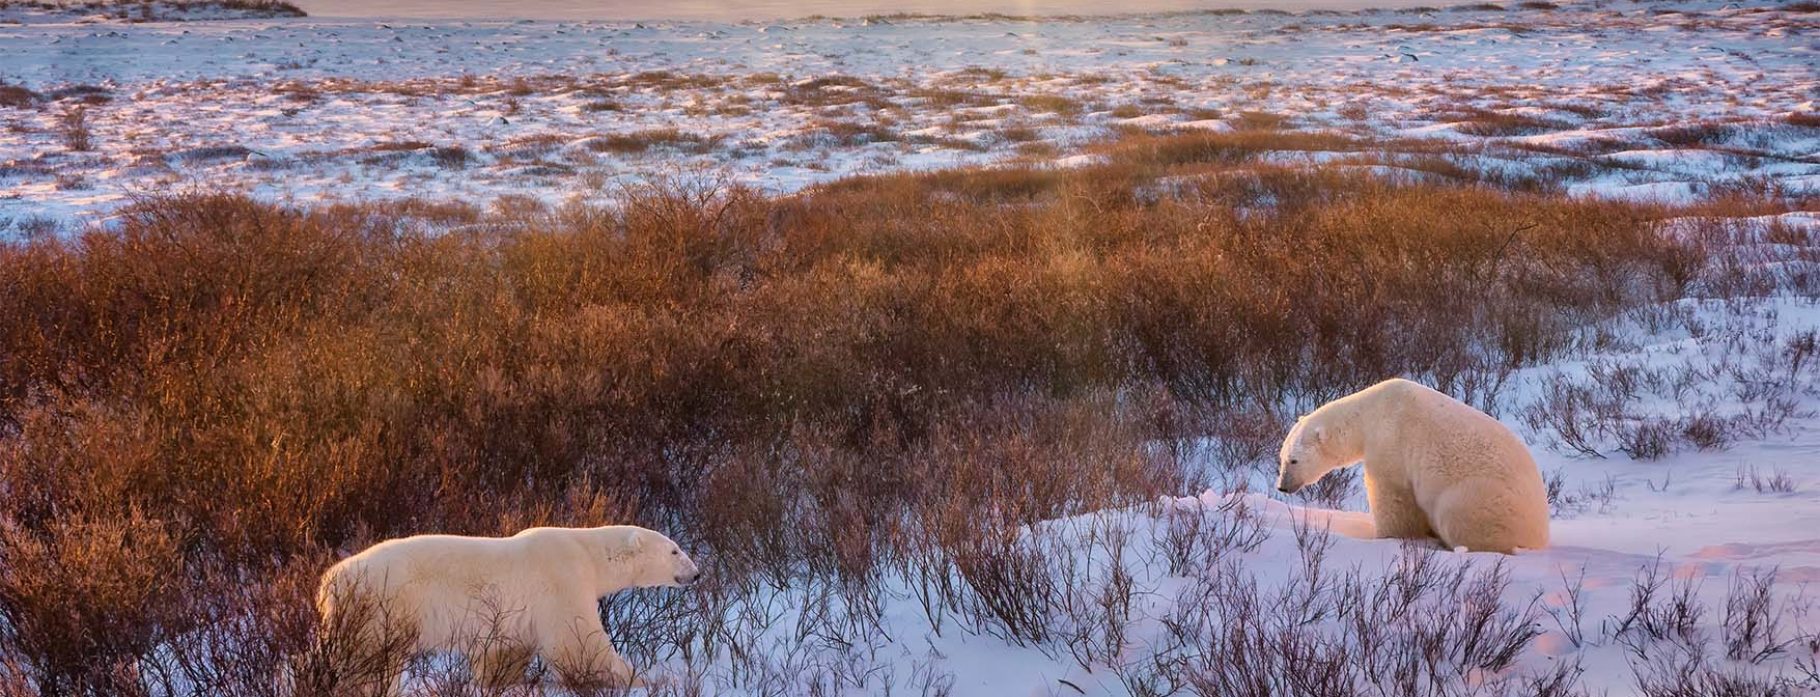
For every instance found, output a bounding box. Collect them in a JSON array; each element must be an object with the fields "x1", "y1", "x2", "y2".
[{"x1": 1, "y1": 0, "x2": 1816, "y2": 234}]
